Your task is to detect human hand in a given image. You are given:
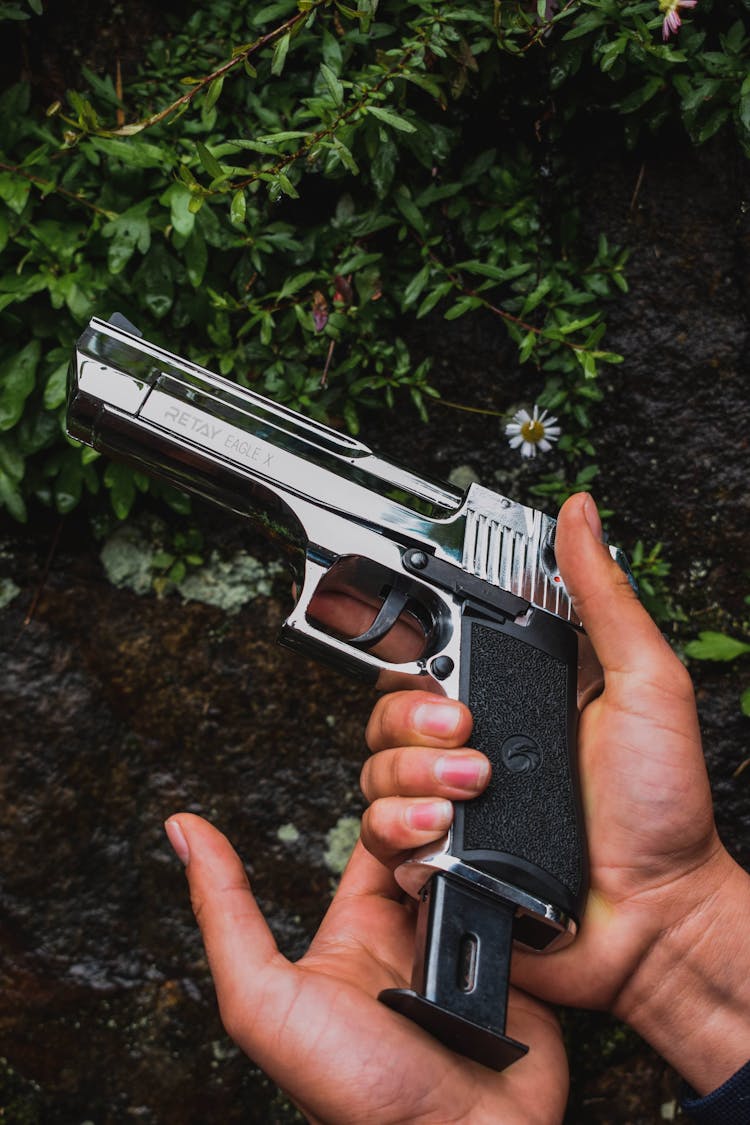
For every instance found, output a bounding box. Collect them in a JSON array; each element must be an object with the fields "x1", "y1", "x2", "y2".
[
  {"x1": 356, "y1": 492, "x2": 750, "y2": 1096},
  {"x1": 164, "y1": 815, "x2": 568, "y2": 1125}
]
